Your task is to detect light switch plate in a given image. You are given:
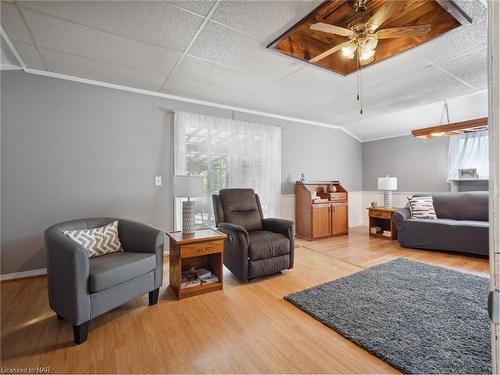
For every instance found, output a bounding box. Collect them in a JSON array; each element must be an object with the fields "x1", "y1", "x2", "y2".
[{"x1": 155, "y1": 176, "x2": 162, "y2": 186}]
